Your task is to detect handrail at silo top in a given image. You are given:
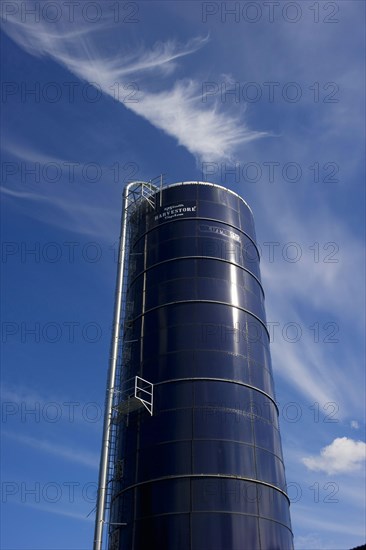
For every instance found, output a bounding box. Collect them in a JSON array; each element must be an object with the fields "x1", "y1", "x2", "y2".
[{"x1": 152, "y1": 181, "x2": 254, "y2": 217}]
